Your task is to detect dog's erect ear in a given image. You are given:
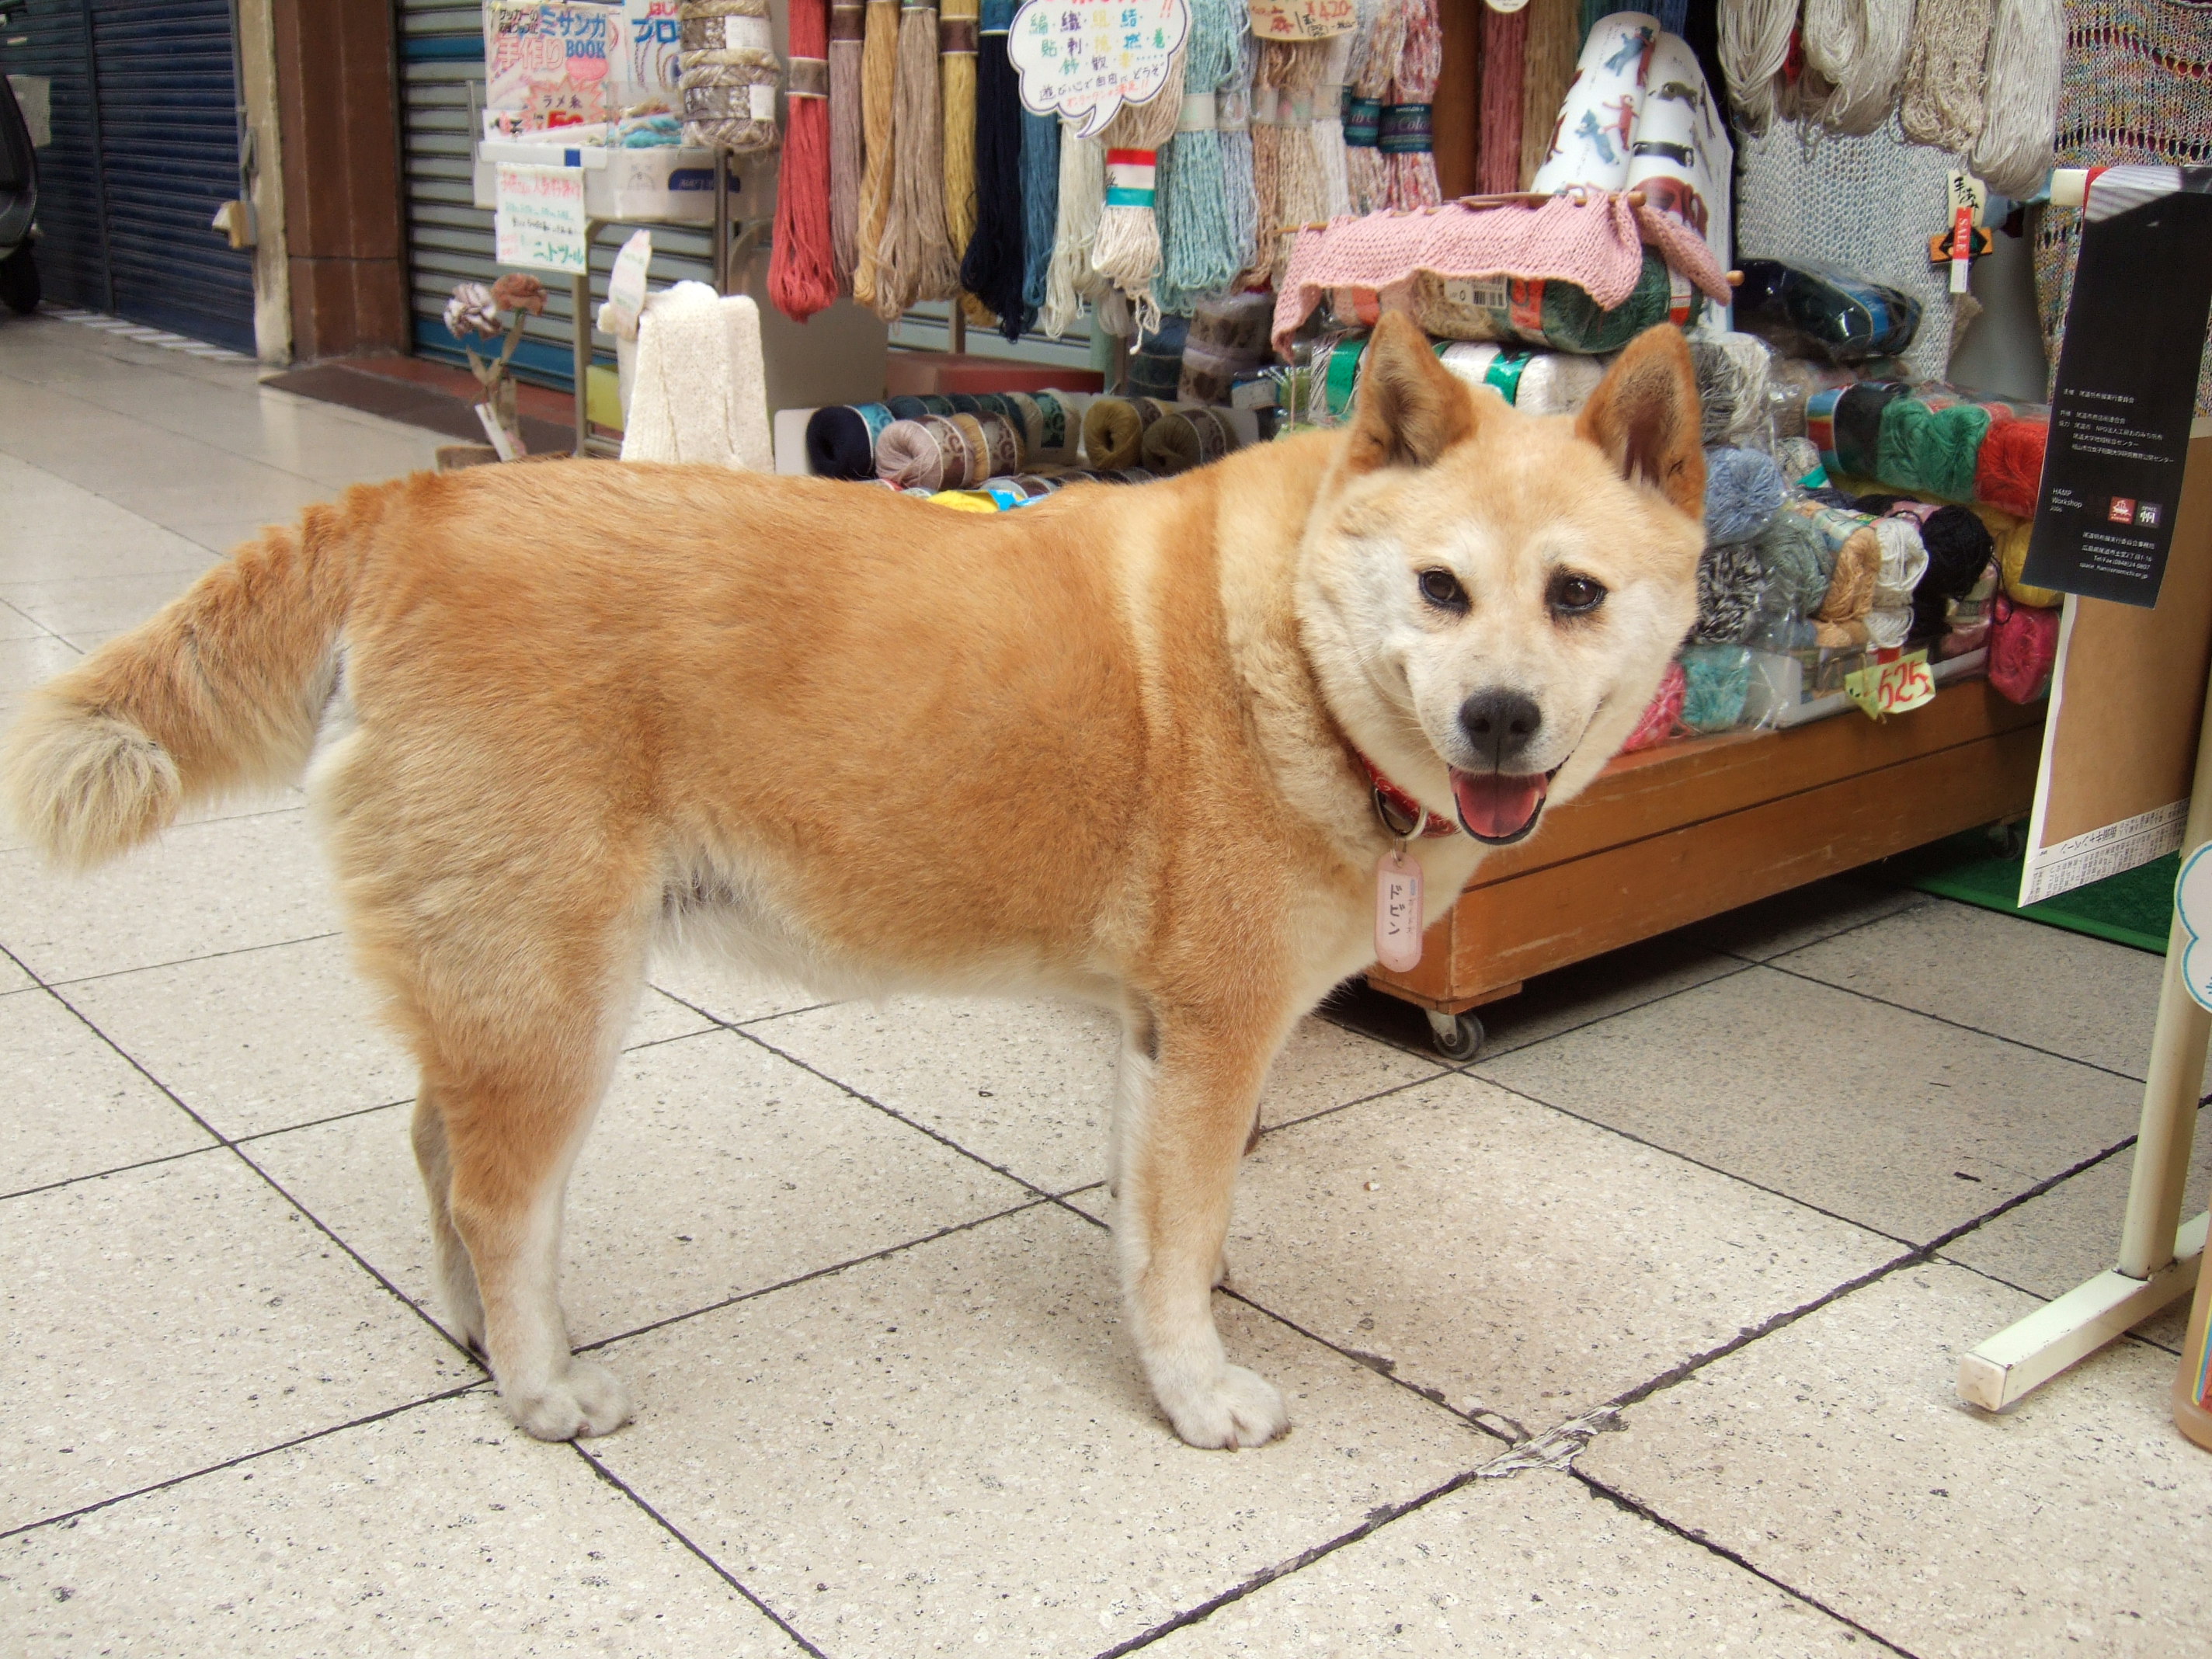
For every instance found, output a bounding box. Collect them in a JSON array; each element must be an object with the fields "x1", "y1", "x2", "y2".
[
  {"x1": 1345, "y1": 311, "x2": 1480, "y2": 474},
  {"x1": 1575, "y1": 325, "x2": 1705, "y2": 520}
]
